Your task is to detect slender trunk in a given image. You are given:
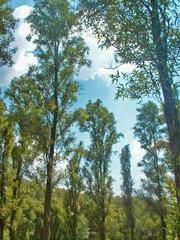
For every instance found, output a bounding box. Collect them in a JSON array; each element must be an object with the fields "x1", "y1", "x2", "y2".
[
  {"x1": 131, "y1": 226, "x2": 134, "y2": 240},
  {"x1": 42, "y1": 52, "x2": 59, "y2": 240},
  {"x1": 130, "y1": 215, "x2": 135, "y2": 240},
  {"x1": 42, "y1": 160, "x2": 53, "y2": 240},
  {"x1": 160, "y1": 214, "x2": 166, "y2": 240},
  {"x1": 0, "y1": 182, "x2": 5, "y2": 240},
  {"x1": 129, "y1": 201, "x2": 135, "y2": 240},
  {"x1": 150, "y1": 1, "x2": 180, "y2": 238},
  {"x1": 99, "y1": 220, "x2": 106, "y2": 240},
  {"x1": 9, "y1": 209, "x2": 16, "y2": 240},
  {"x1": 9, "y1": 155, "x2": 22, "y2": 240},
  {"x1": 72, "y1": 208, "x2": 77, "y2": 240},
  {"x1": 0, "y1": 149, "x2": 6, "y2": 240},
  {"x1": 99, "y1": 205, "x2": 106, "y2": 240},
  {"x1": 9, "y1": 184, "x2": 21, "y2": 240},
  {"x1": 0, "y1": 218, "x2": 4, "y2": 240},
  {"x1": 153, "y1": 146, "x2": 167, "y2": 240}
]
